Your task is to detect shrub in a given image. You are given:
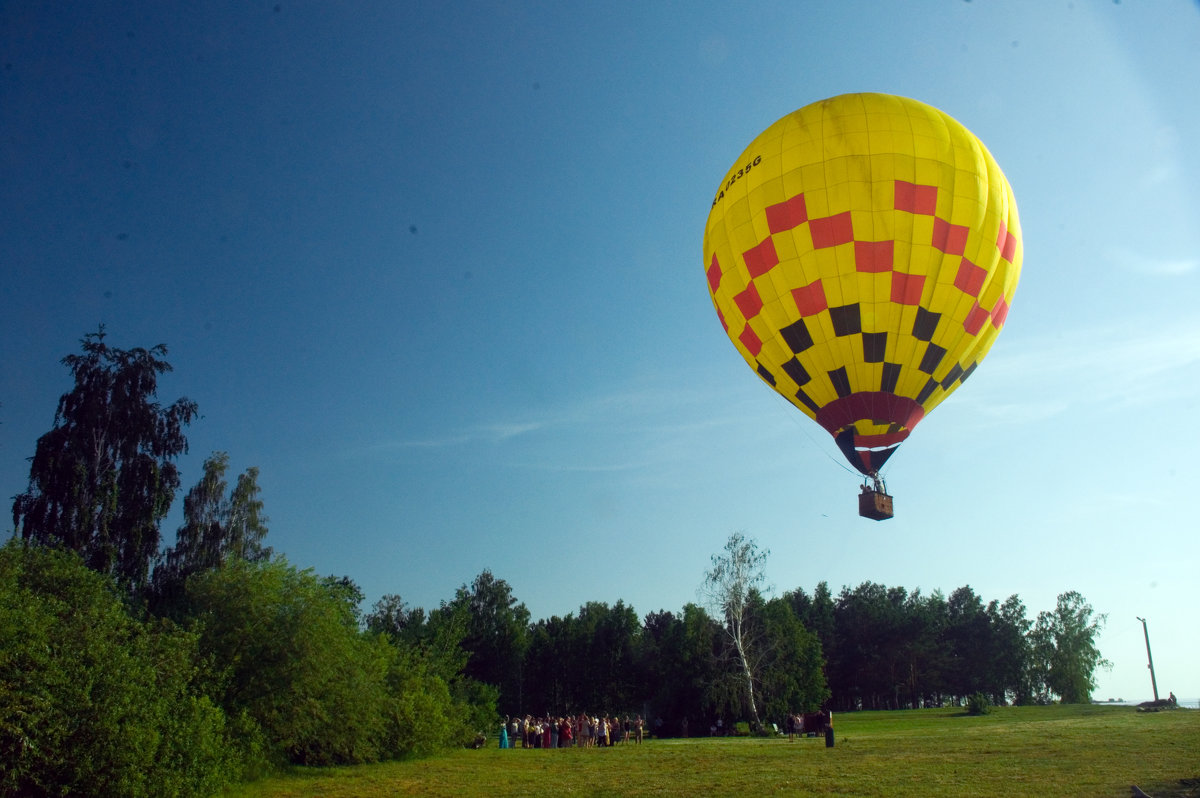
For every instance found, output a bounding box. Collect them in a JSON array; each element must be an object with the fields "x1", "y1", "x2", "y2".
[
  {"x1": 0, "y1": 542, "x2": 236, "y2": 797},
  {"x1": 967, "y1": 692, "x2": 993, "y2": 716},
  {"x1": 186, "y1": 558, "x2": 391, "y2": 766}
]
